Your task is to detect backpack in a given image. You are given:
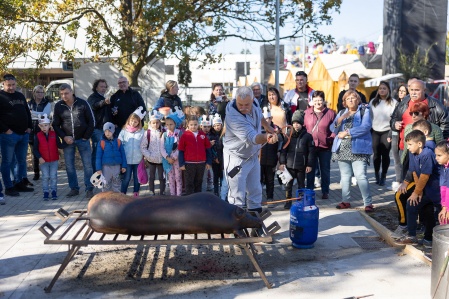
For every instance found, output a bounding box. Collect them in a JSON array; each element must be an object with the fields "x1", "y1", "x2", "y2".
[{"x1": 100, "y1": 139, "x2": 121, "y2": 150}]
